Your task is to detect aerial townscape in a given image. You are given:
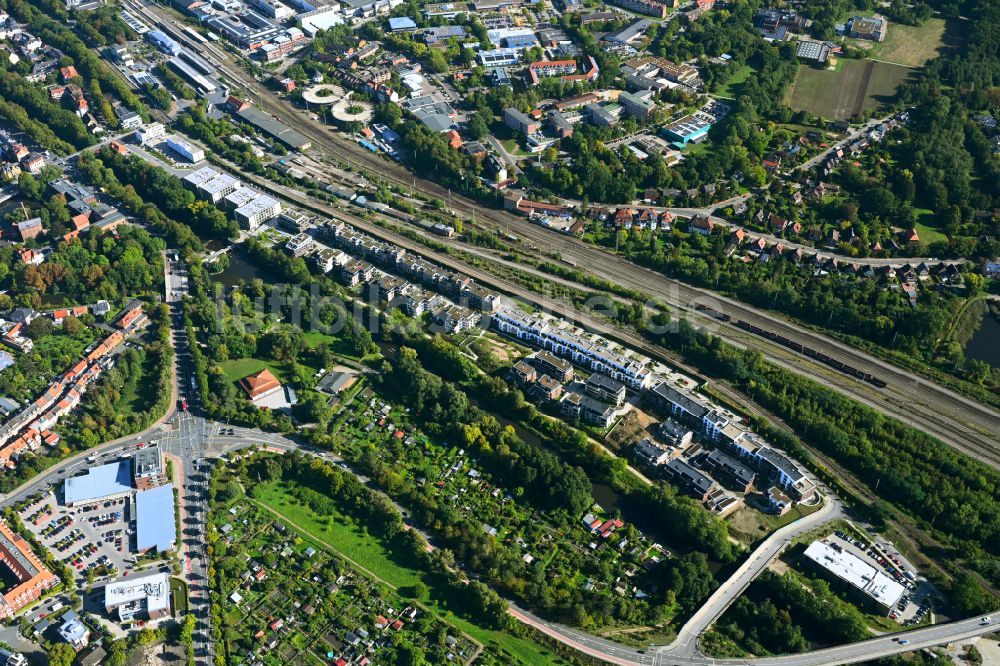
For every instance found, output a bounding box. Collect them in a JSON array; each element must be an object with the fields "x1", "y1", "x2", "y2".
[{"x1": 0, "y1": 0, "x2": 995, "y2": 662}]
